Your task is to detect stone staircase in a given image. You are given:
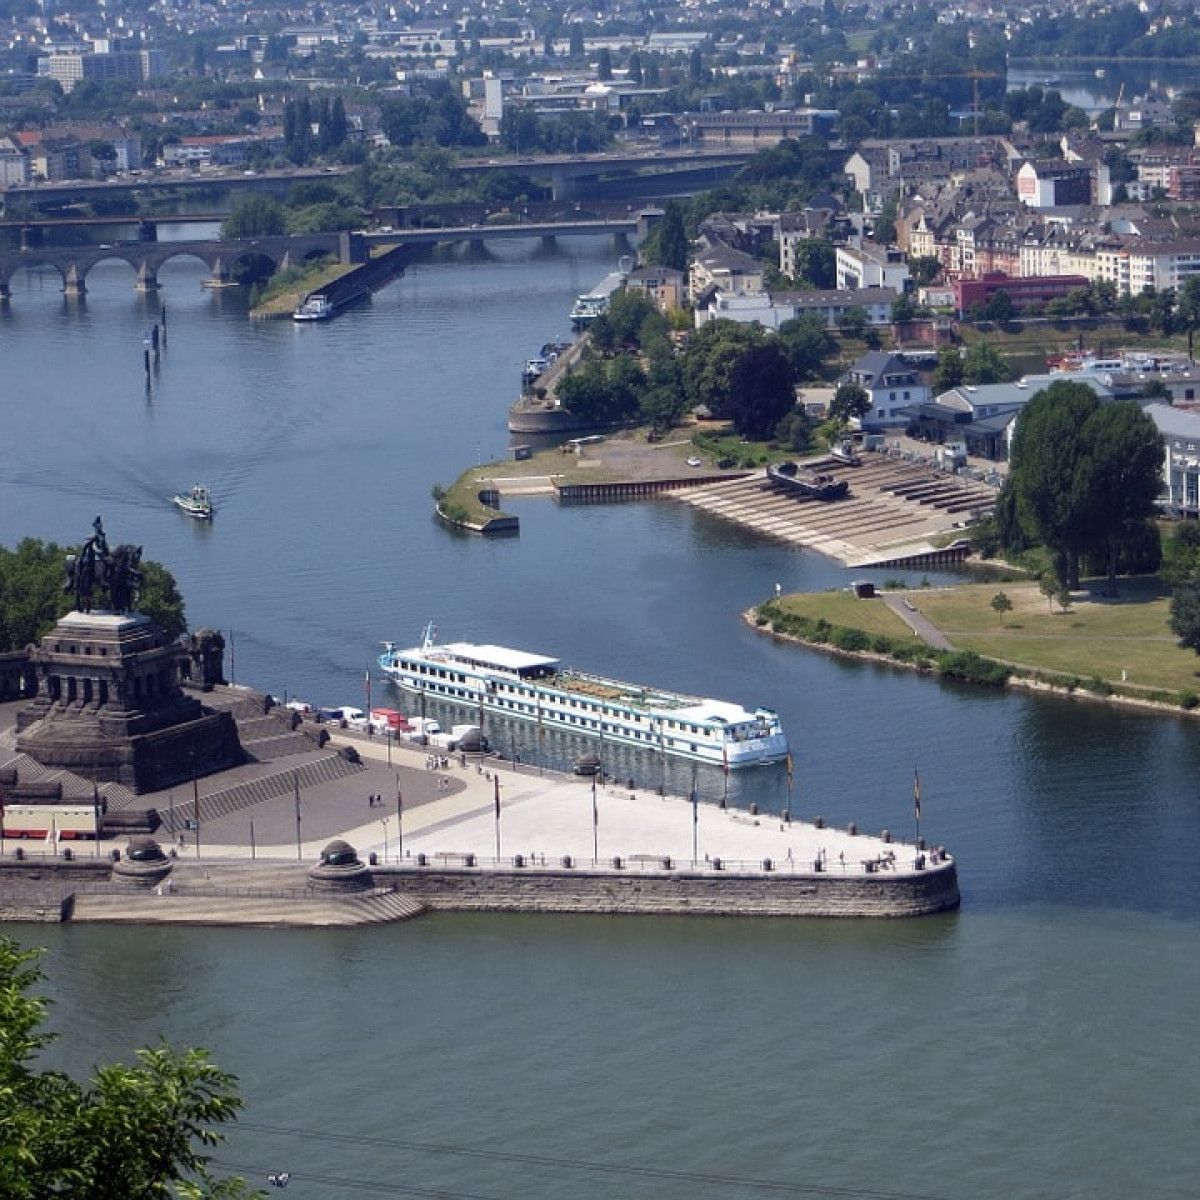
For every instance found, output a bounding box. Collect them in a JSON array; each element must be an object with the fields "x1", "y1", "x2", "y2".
[
  {"x1": 159, "y1": 751, "x2": 366, "y2": 828},
  {"x1": 70, "y1": 886, "x2": 427, "y2": 927},
  {"x1": 0, "y1": 749, "x2": 137, "y2": 810}
]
